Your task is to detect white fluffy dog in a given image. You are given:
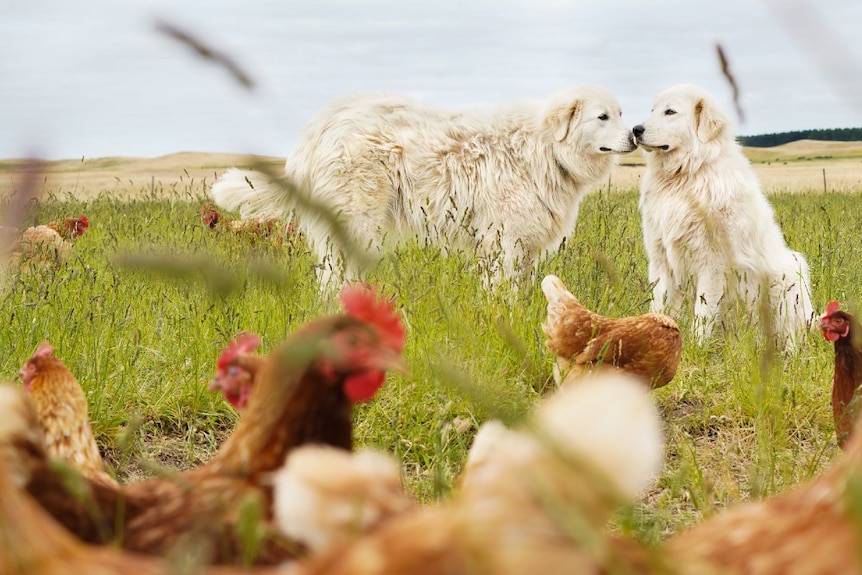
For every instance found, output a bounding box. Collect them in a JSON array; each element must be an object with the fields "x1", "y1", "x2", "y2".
[
  {"x1": 633, "y1": 84, "x2": 815, "y2": 350},
  {"x1": 210, "y1": 86, "x2": 635, "y2": 288}
]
